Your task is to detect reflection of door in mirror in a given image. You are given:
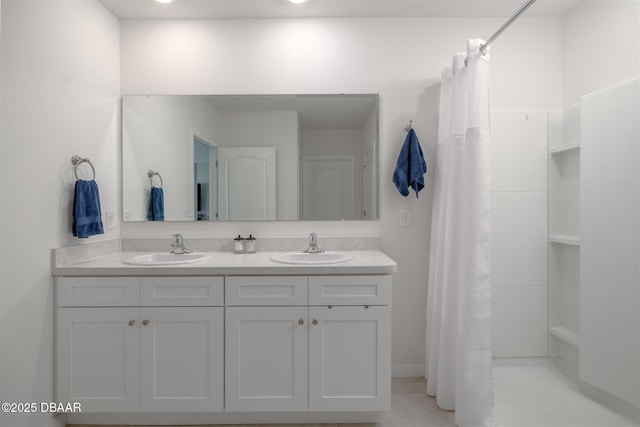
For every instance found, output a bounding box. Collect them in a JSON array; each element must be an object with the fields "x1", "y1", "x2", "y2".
[
  {"x1": 193, "y1": 136, "x2": 218, "y2": 221},
  {"x1": 363, "y1": 146, "x2": 376, "y2": 220},
  {"x1": 217, "y1": 147, "x2": 277, "y2": 220},
  {"x1": 302, "y1": 157, "x2": 355, "y2": 220}
]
